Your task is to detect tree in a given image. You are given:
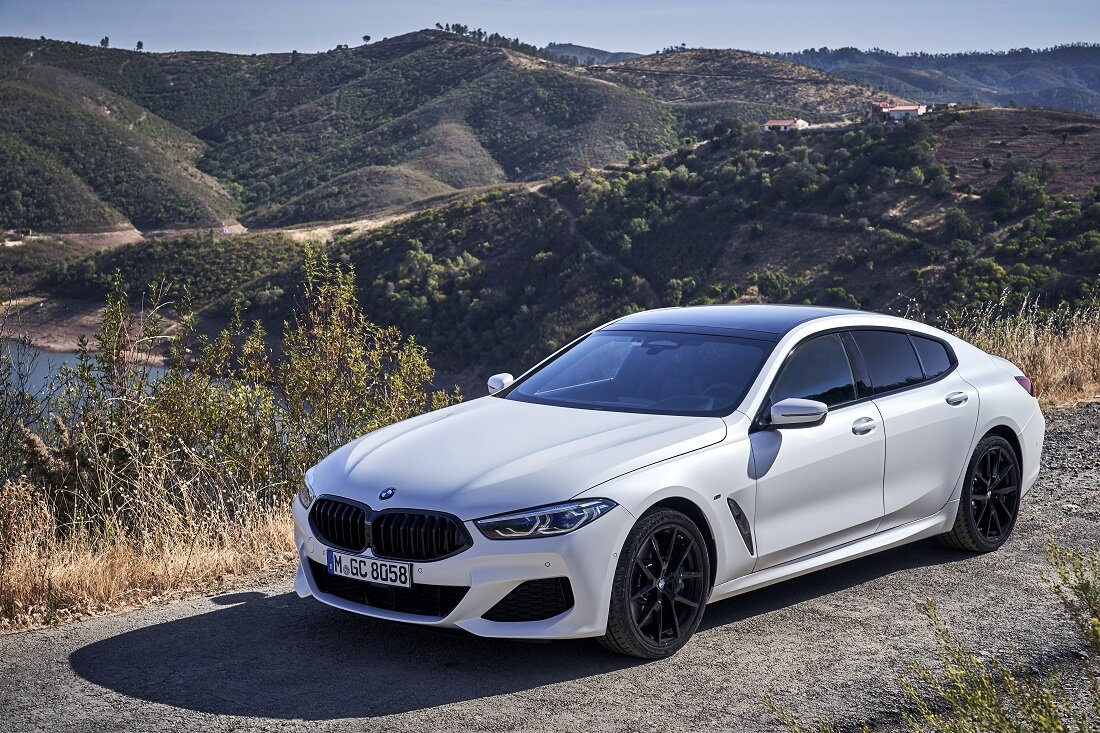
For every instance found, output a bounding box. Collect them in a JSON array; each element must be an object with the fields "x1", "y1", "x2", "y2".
[
  {"x1": 135, "y1": 40, "x2": 143, "y2": 51},
  {"x1": 99, "y1": 36, "x2": 109, "y2": 48},
  {"x1": 362, "y1": 35, "x2": 371, "y2": 43}
]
